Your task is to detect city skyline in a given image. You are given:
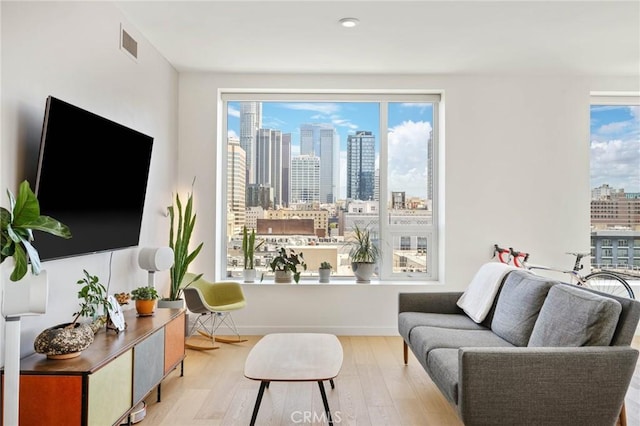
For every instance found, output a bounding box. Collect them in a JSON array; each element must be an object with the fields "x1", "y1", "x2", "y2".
[{"x1": 228, "y1": 101, "x2": 434, "y2": 199}]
